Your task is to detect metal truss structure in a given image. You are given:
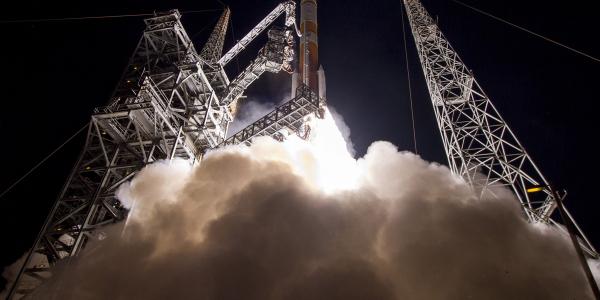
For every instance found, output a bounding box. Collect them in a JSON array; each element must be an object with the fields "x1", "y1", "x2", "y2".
[
  {"x1": 8, "y1": 4, "x2": 306, "y2": 299},
  {"x1": 17, "y1": 0, "x2": 595, "y2": 297},
  {"x1": 200, "y1": 7, "x2": 230, "y2": 63},
  {"x1": 402, "y1": 0, "x2": 597, "y2": 257},
  {"x1": 222, "y1": 84, "x2": 323, "y2": 146},
  {"x1": 221, "y1": 27, "x2": 295, "y2": 106},
  {"x1": 218, "y1": 0, "x2": 298, "y2": 67}
]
